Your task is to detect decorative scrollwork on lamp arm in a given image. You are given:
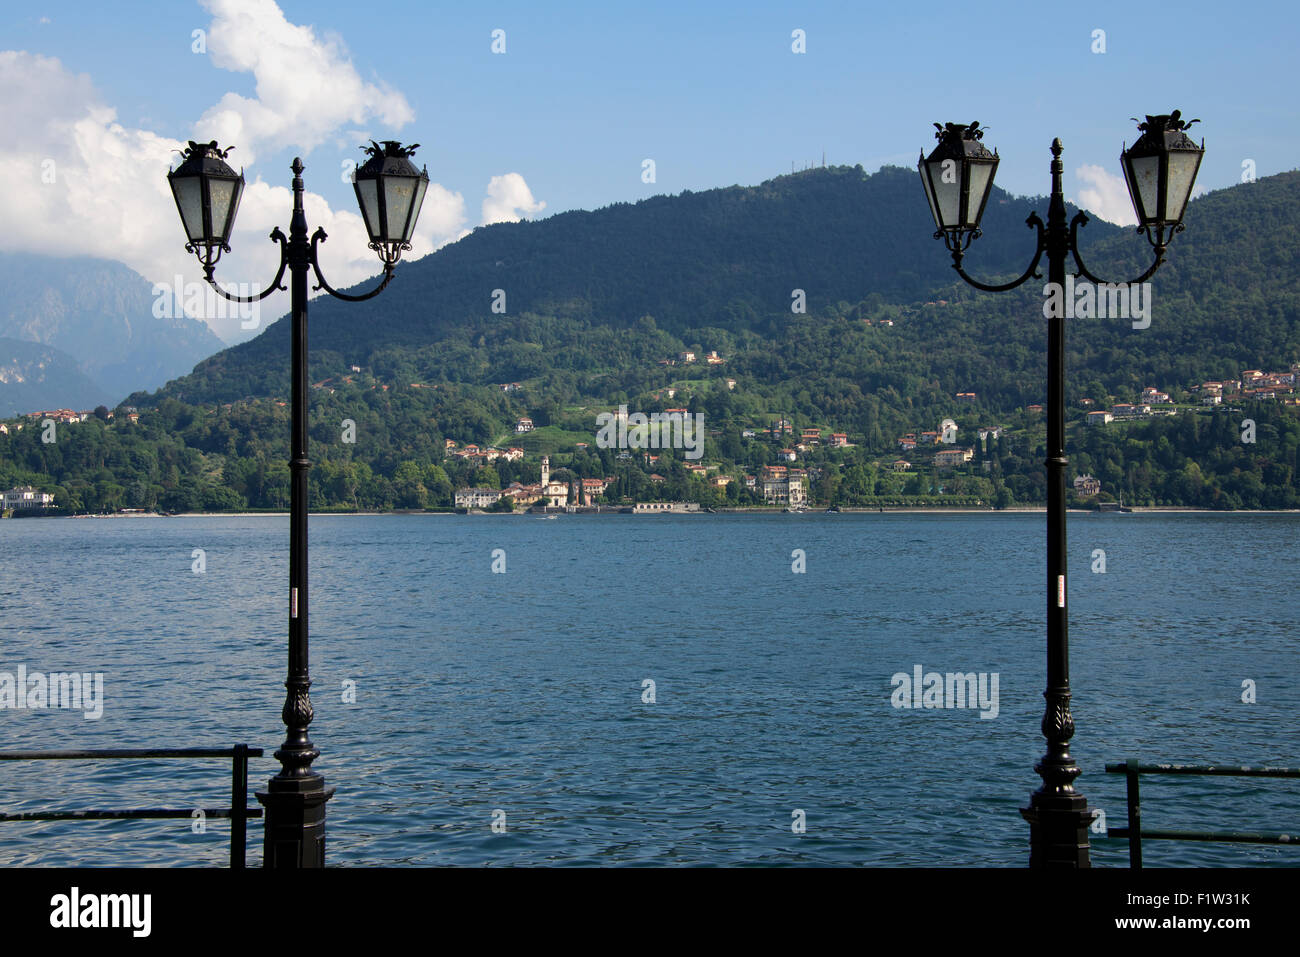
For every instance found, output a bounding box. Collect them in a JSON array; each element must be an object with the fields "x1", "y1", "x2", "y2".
[
  {"x1": 199, "y1": 228, "x2": 290, "y2": 303},
  {"x1": 1069, "y1": 212, "x2": 1172, "y2": 288},
  {"x1": 949, "y1": 212, "x2": 1048, "y2": 293},
  {"x1": 308, "y1": 228, "x2": 397, "y2": 302}
]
